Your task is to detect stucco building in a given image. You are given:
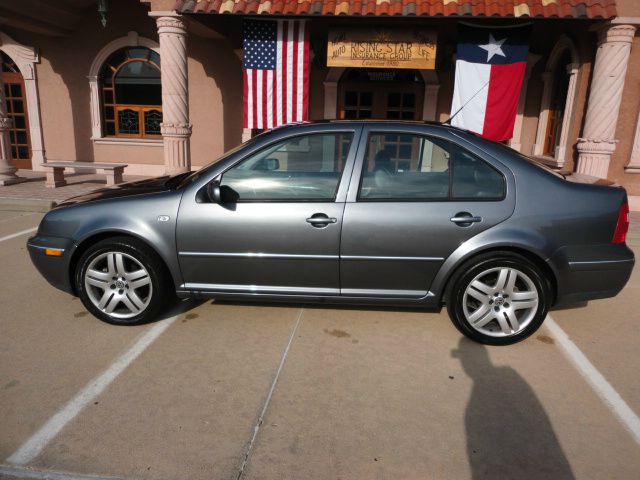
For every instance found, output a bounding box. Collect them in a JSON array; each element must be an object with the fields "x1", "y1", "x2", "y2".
[{"x1": 0, "y1": 0, "x2": 639, "y2": 206}]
